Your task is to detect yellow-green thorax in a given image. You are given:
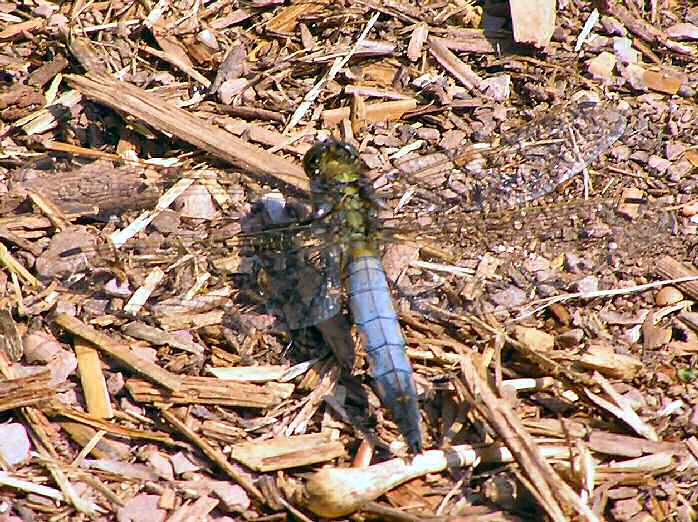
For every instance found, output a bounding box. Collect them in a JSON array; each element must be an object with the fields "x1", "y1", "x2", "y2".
[{"x1": 302, "y1": 140, "x2": 381, "y2": 259}]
